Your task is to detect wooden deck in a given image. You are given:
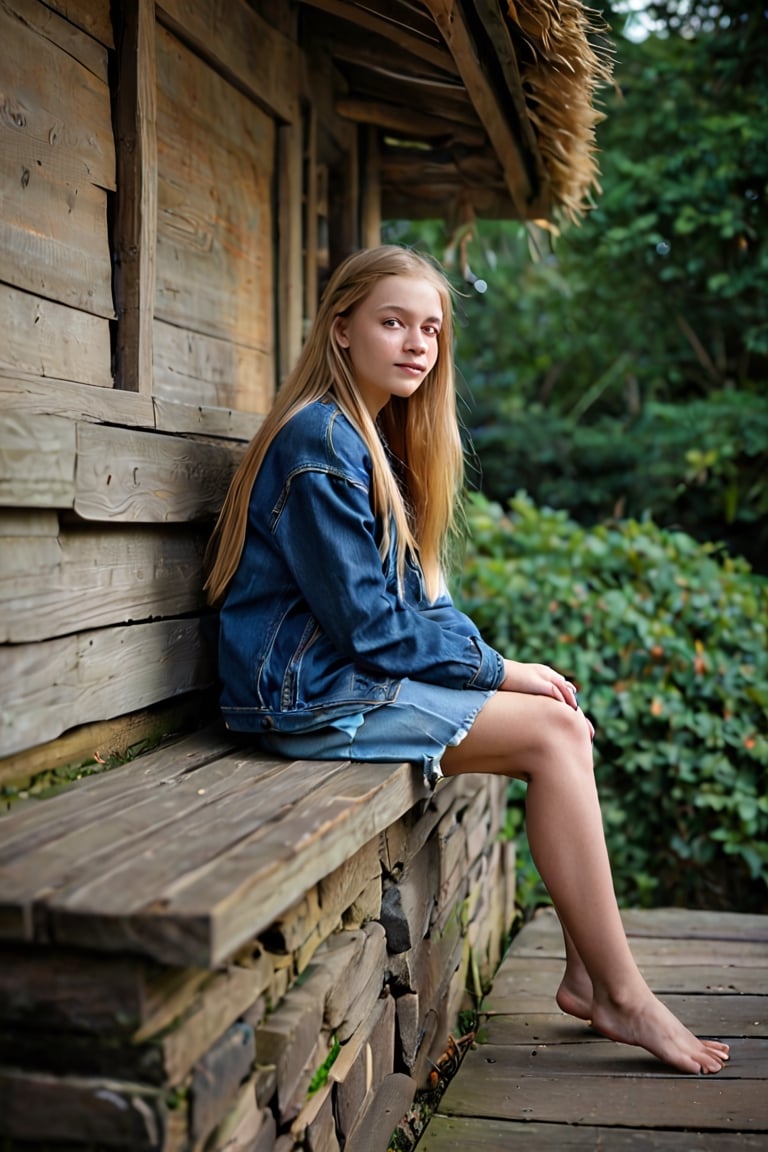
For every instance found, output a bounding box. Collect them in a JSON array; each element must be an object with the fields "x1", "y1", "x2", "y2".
[{"x1": 420, "y1": 907, "x2": 768, "y2": 1150}]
